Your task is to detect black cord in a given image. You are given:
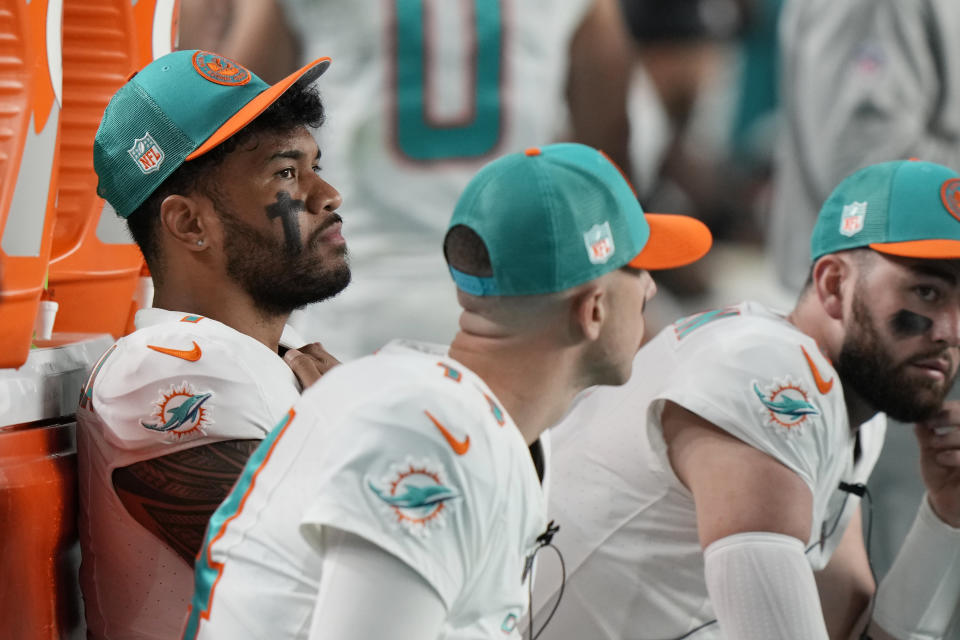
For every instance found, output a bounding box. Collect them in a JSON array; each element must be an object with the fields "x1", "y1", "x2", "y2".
[
  {"x1": 528, "y1": 543, "x2": 566, "y2": 640},
  {"x1": 856, "y1": 484, "x2": 877, "y2": 640},
  {"x1": 526, "y1": 521, "x2": 565, "y2": 640},
  {"x1": 666, "y1": 619, "x2": 718, "y2": 639}
]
